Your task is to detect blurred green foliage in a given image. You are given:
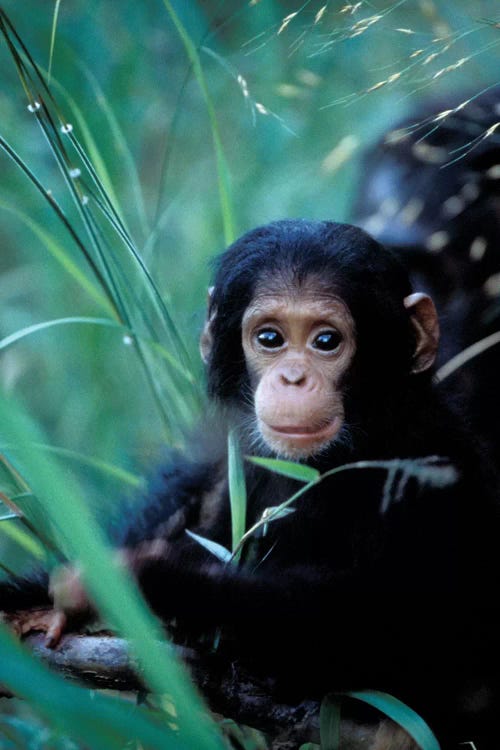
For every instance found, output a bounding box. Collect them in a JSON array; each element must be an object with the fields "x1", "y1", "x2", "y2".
[{"x1": 0, "y1": 1, "x2": 498, "y2": 747}]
